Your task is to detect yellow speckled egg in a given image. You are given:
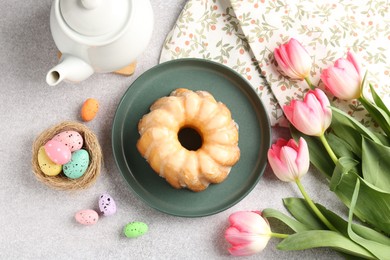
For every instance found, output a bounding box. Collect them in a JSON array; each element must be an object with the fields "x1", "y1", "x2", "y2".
[{"x1": 37, "y1": 146, "x2": 62, "y2": 176}]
